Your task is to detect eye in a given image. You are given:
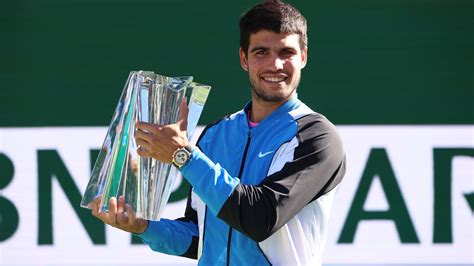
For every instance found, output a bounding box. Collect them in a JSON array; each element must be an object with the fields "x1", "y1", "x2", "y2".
[
  {"x1": 280, "y1": 49, "x2": 296, "y2": 58},
  {"x1": 255, "y1": 50, "x2": 267, "y2": 56}
]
